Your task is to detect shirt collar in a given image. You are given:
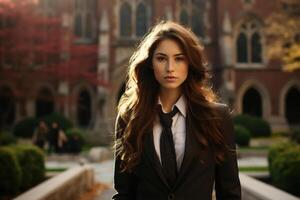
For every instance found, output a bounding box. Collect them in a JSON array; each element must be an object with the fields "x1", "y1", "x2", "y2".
[{"x1": 158, "y1": 95, "x2": 187, "y2": 118}]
